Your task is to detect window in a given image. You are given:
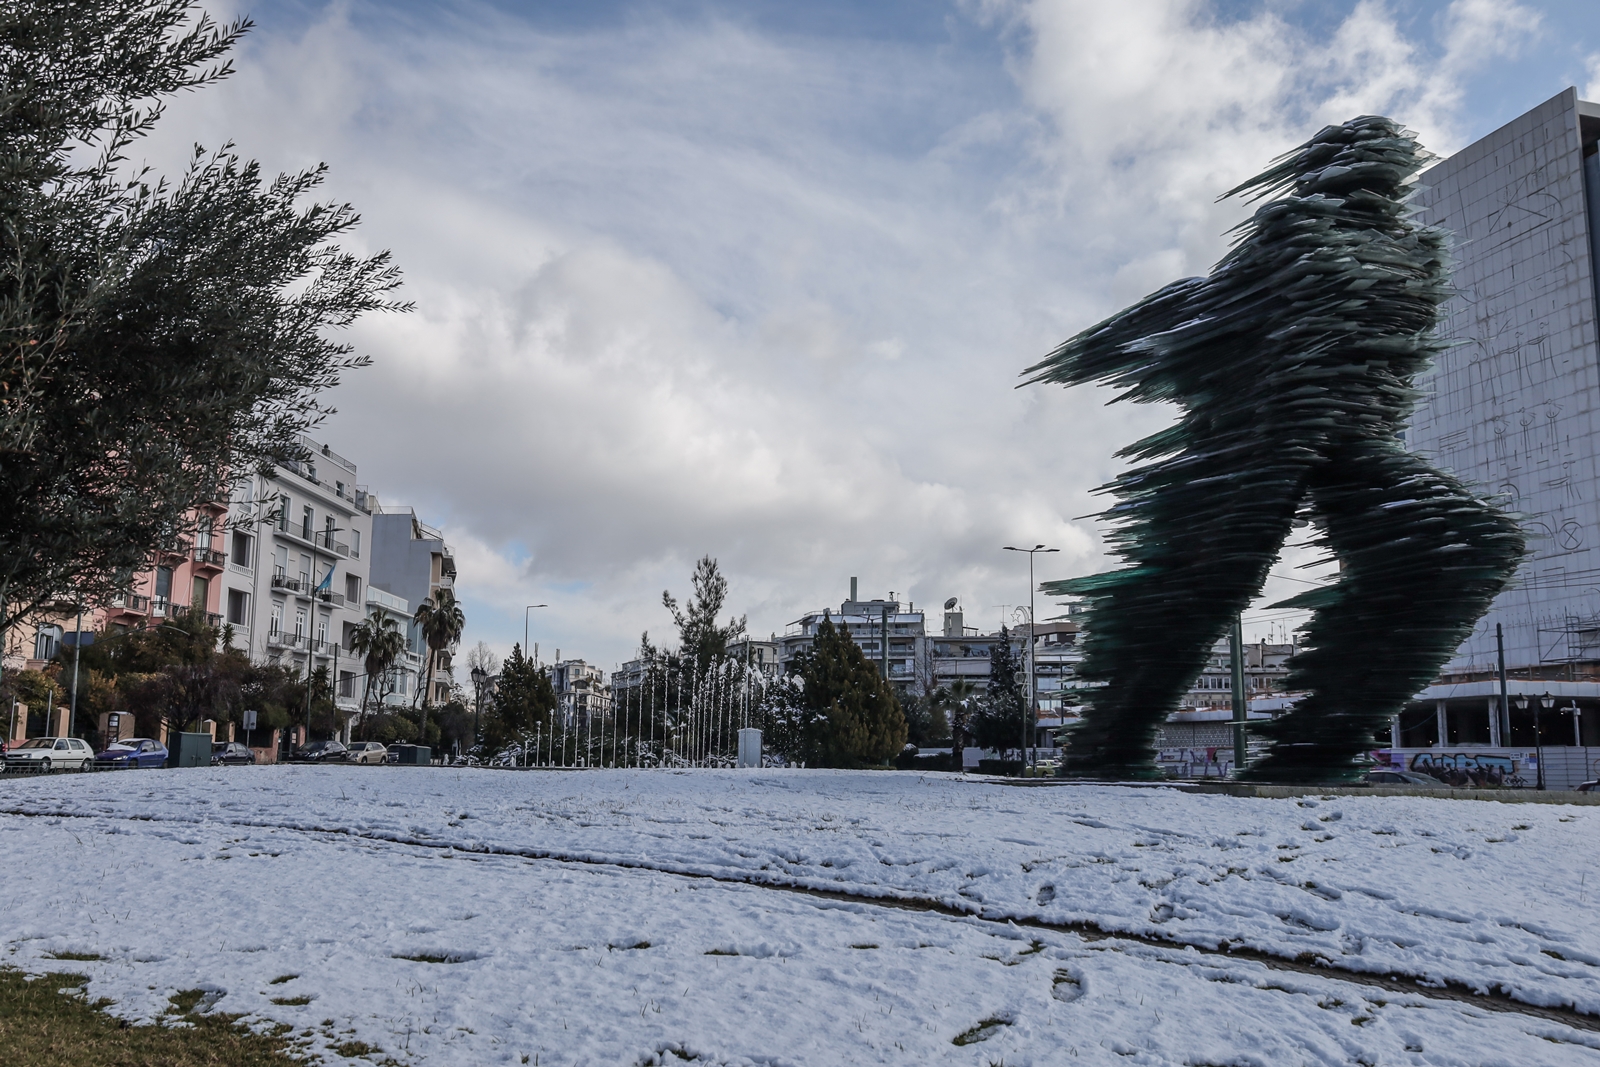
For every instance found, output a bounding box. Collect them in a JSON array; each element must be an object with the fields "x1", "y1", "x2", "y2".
[
  {"x1": 276, "y1": 495, "x2": 290, "y2": 532},
  {"x1": 227, "y1": 589, "x2": 250, "y2": 626},
  {"x1": 345, "y1": 574, "x2": 361, "y2": 603},
  {"x1": 153, "y1": 565, "x2": 173, "y2": 613},
  {"x1": 197, "y1": 515, "x2": 214, "y2": 550},
  {"x1": 301, "y1": 506, "x2": 314, "y2": 541},
  {"x1": 232, "y1": 530, "x2": 252, "y2": 569},
  {"x1": 351, "y1": 529, "x2": 361, "y2": 559},
  {"x1": 270, "y1": 601, "x2": 284, "y2": 635},
  {"x1": 274, "y1": 544, "x2": 288, "y2": 578},
  {"x1": 316, "y1": 614, "x2": 329, "y2": 645},
  {"x1": 294, "y1": 608, "x2": 306, "y2": 638},
  {"x1": 298, "y1": 554, "x2": 311, "y2": 587},
  {"x1": 33, "y1": 624, "x2": 62, "y2": 660},
  {"x1": 191, "y1": 575, "x2": 209, "y2": 611},
  {"x1": 339, "y1": 670, "x2": 356, "y2": 698}
]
